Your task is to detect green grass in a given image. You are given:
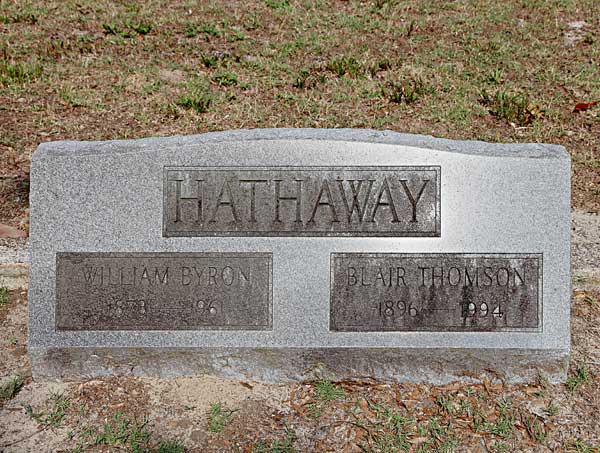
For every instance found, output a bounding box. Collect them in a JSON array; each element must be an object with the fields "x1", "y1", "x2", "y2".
[
  {"x1": 0, "y1": 374, "x2": 25, "y2": 401},
  {"x1": 326, "y1": 56, "x2": 363, "y2": 78},
  {"x1": 566, "y1": 365, "x2": 591, "y2": 392},
  {"x1": 479, "y1": 90, "x2": 543, "y2": 126},
  {"x1": 0, "y1": 59, "x2": 43, "y2": 86},
  {"x1": 314, "y1": 380, "x2": 345, "y2": 402},
  {"x1": 207, "y1": 402, "x2": 236, "y2": 433},
  {"x1": 0, "y1": 286, "x2": 8, "y2": 305},
  {"x1": 67, "y1": 411, "x2": 184, "y2": 453},
  {"x1": 26, "y1": 392, "x2": 72, "y2": 429},
  {"x1": 567, "y1": 439, "x2": 600, "y2": 453},
  {"x1": 157, "y1": 440, "x2": 186, "y2": 453},
  {"x1": 213, "y1": 71, "x2": 238, "y2": 86},
  {"x1": 252, "y1": 427, "x2": 296, "y2": 453}
]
